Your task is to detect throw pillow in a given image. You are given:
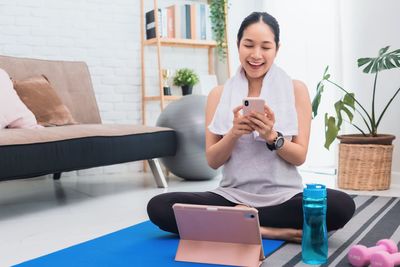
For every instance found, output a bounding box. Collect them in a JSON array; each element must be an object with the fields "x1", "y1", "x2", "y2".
[
  {"x1": 12, "y1": 75, "x2": 76, "y2": 126},
  {"x1": 0, "y1": 68, "x2": 40, "y2": 129}
]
